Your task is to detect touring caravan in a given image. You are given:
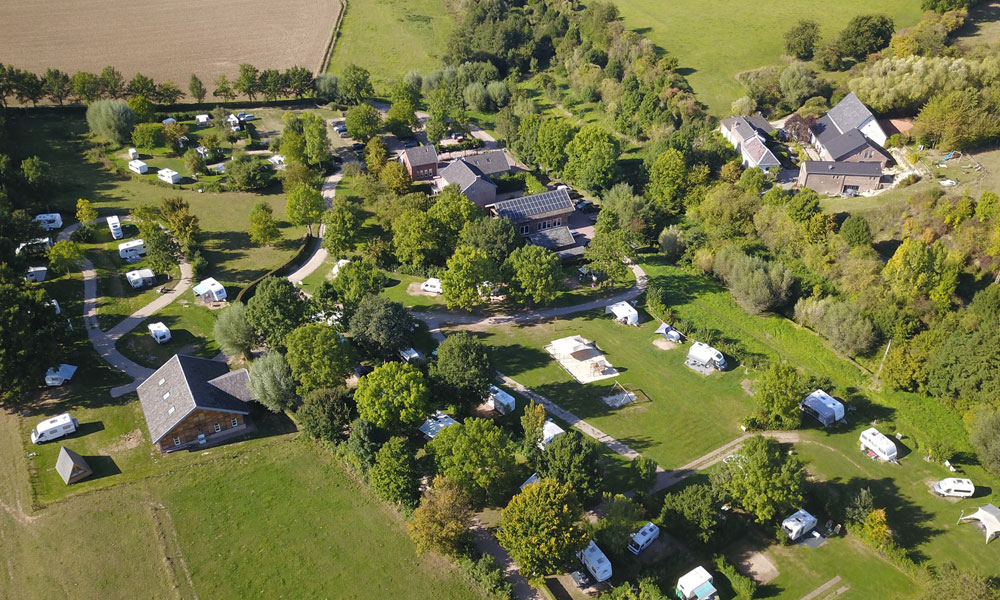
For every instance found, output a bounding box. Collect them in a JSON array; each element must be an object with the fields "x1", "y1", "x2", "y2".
[
  {"x1": 687, "y1": 341, "x2": 727, "y2": 371},
  {"x1": 195, "y1": 114, "x2": 211, "y2": 127},
  {"x1": 16, "y1": 237, "x2": 53, "y2": 255},
  {"x1": 800, "y1": 389, "x2": 845, "y2": 427},
  {"x1": 128, "y1": 147, "x2": 139, "y2": 160},
  {"x1": 126, "y1": 269, "x2": 155, "y2": 289},
  {"x1": 118, "y1": 239, "x2": 147, "y2": 260},
  {"x1": 540, "y1": 419, "x2": 565, "y2": 449},
  {"x1": 107, "y1": 215, "x2": 123, "y2": 239},
  {"x1": 128, "y1": 159, "x2": 148, "y2": 174},
  {"x1": 487, "y1": 385, "x2": 516, "y2": 415},
  {"x1": 45, "y1": 364, "x2": 78, "y2": 387},
  {"x1": 148, "y1": 322, "x2": 171, "y2": 344},
  {"x1": 577, "y1": 541, "x2": 612, "y2": 583},
  {"x1": 627, "y1": 522, "x2": 660, "y2": 555},
  {"x1": 25, "y1": 266, "x2": 48, "y2": 282},
  {"x1": 782, "y1": 509, "x2": 818, "y2": 541},
  {"x1": 158, "y1": 168, "x2": 181, "y2": 184},
  {"x1": 30, "y1": 413, "x2": 79, "y2": 444},
  {"x1": 193, "y1": 277, "x2": 227, "y2": 302},
  {"x1": 676, "y1": 566, "x2": 718, "y2": 600},
  {"x1": 859, "y1": 427, "x2": 898, "y2": 462},
  {"x1": 34, "y1": 213, "x2": 63, "y2": 231}
]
